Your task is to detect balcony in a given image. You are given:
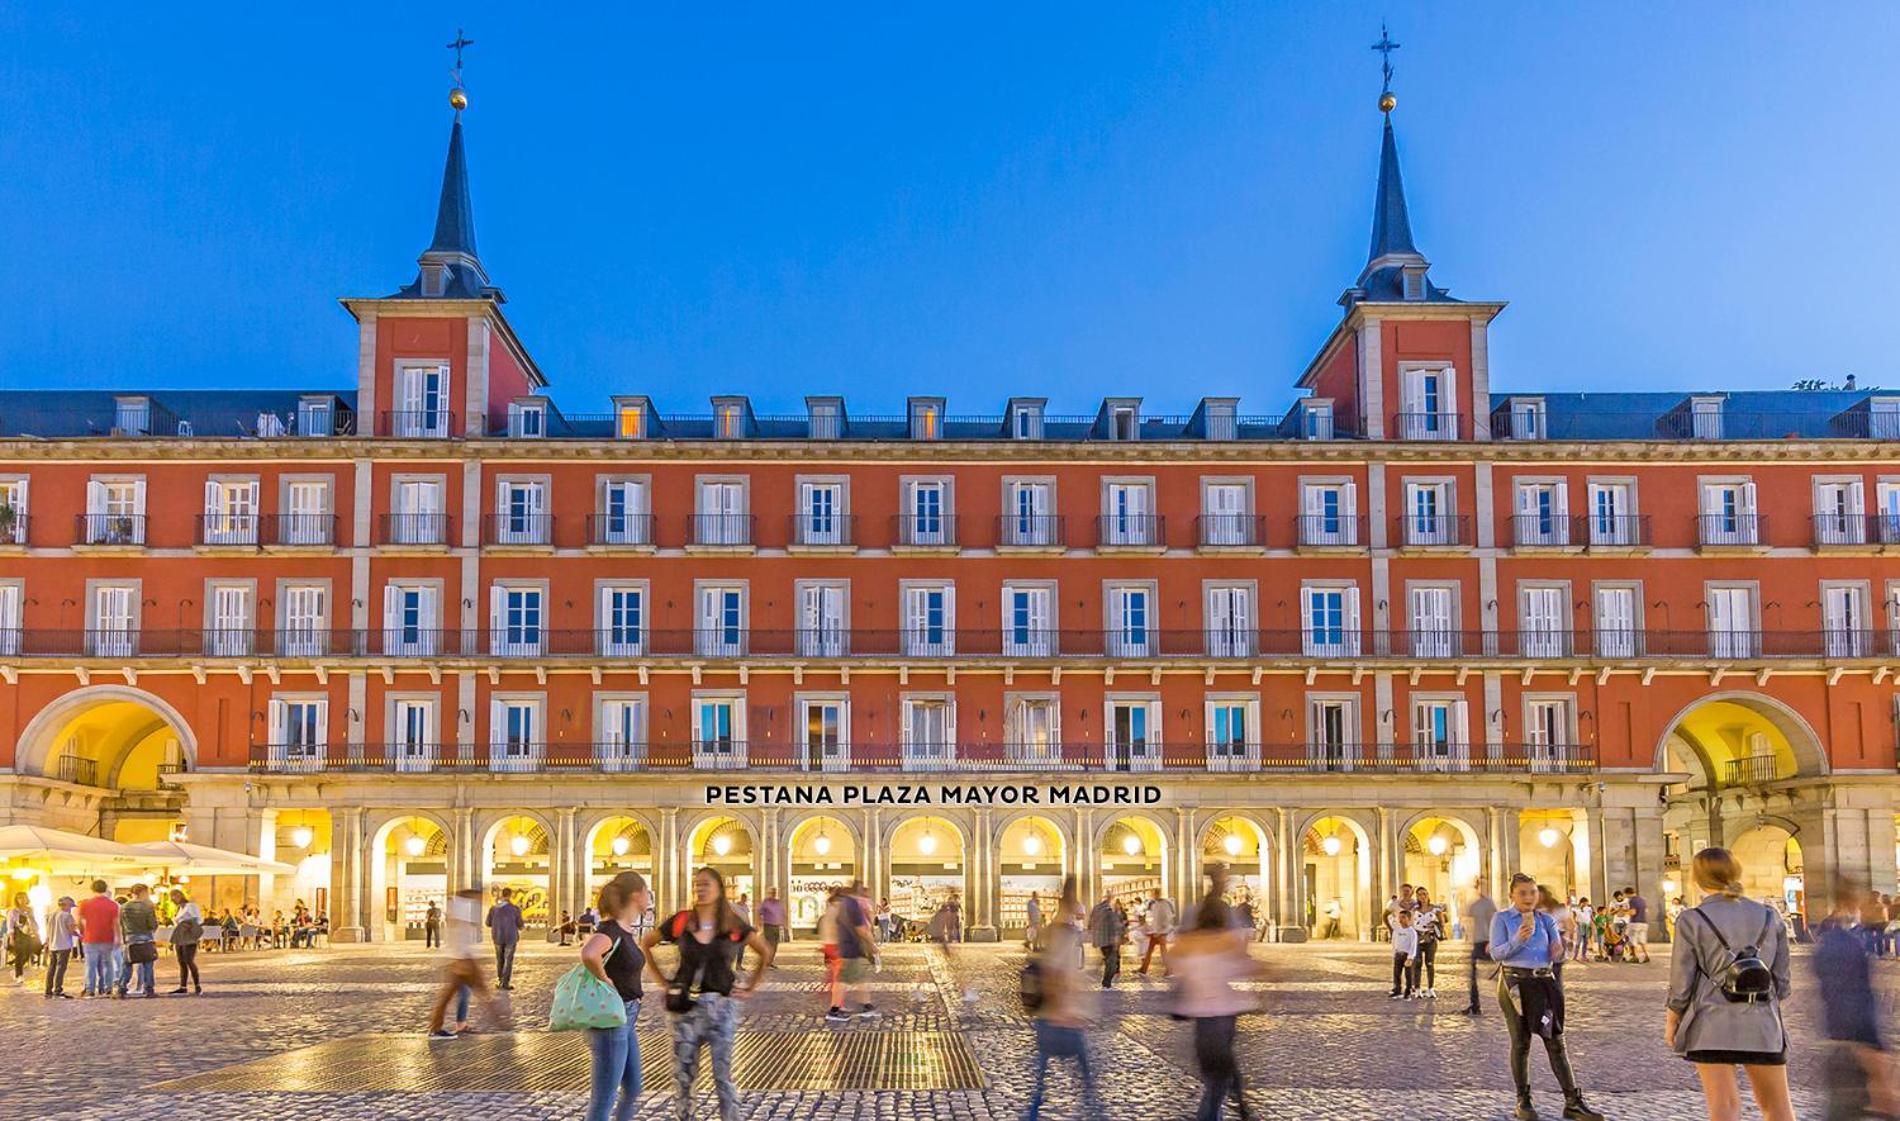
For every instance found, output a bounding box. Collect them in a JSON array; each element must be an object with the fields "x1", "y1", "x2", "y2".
[
  {"x1": 1511, "y1": 514, "x2": 1580, "y2": 550},
  {"x1": 1813, "y1": 513, "x2": 1900, "y2": 549},
  {"x1": 1584, "y1": 514, "x2": 1650, "y2": 549},
  {"x1": 1396, "y1": 514, "x2": 1469, "y2": 549},
  {"x1": 1697, "y1": 513, "x2": 1767, "y2": 550},
  {"x1": 265, "y1": 513, "x2": 336, "y2": 547},
  {"x1": 892, "y1": 513, "x2": 958, "y2": 550},
  {"x1": 1393, "y1": 412, "x2": 1464, "y2": 441},
  {"x1": 1294, "y1": 514, "x2": 1364, "y2": 549},
  {"x1": 1196, "y1": 514, "x2": 1265, "y2": 549},
  {"x1": 378, "y1": 513, "x2": 454, "y2": 547},
  {"x1": 75, "y1": 513, "x2": 145, "y2": 547},
  {"x1": 789, "y1": 513, "x2": 857, "y2": 550},
  {"x1": 688, "y1": 514, "x2": 754, "y2": 550},
  {"x1": 1096, "y1": 514, "x2": 1165, "y2": 551},
  {"x1": 586, "y1": 513, "x2": 655, "y2": 549},
  {"x1": 0, "y1": 511, "x2": 27, "y2": 547},
  {"x1": 55, "y1": 755, "x2": 100, "y2": 786},
  {"x1": 196, "y1": 513, "x2": 260, "y2": 548},
  {"x1": 484, "y1": 513, "x2": 555, "y2": 548},
  {"x1": 244, "y1": 740, "x2": 1597, "y2": 776},
  {"x1": 378, "y1": 409, "x2": 457, "y2": 439},
  {"x1": 996, "y1": 515, "x2": 1065, "y2": 550},
  {"x1": 1721, "y1": 754, "x2": 1787, "y2": 786}
]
